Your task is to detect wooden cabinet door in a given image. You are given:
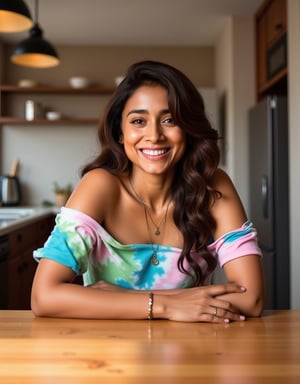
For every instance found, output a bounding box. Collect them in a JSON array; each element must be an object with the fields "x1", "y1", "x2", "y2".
[
  {"x1": 256, "y1": 10, "x2": 268, "y2": 91},
  {"x1": 266, "y1": 0, "x2": 287, "y2": 47},
  {"x1": 7, "y1": 253, "x2": 24, "y2": 309},
  {"x1": 255, "y1": 0, "x2": 287, "y2": 100},
  {"x1": 0, "y1": 259, "x2": 8, "y2": 309},
  {"x1": 6, "y1": 215, "x2": 55, "y2": 309}
]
